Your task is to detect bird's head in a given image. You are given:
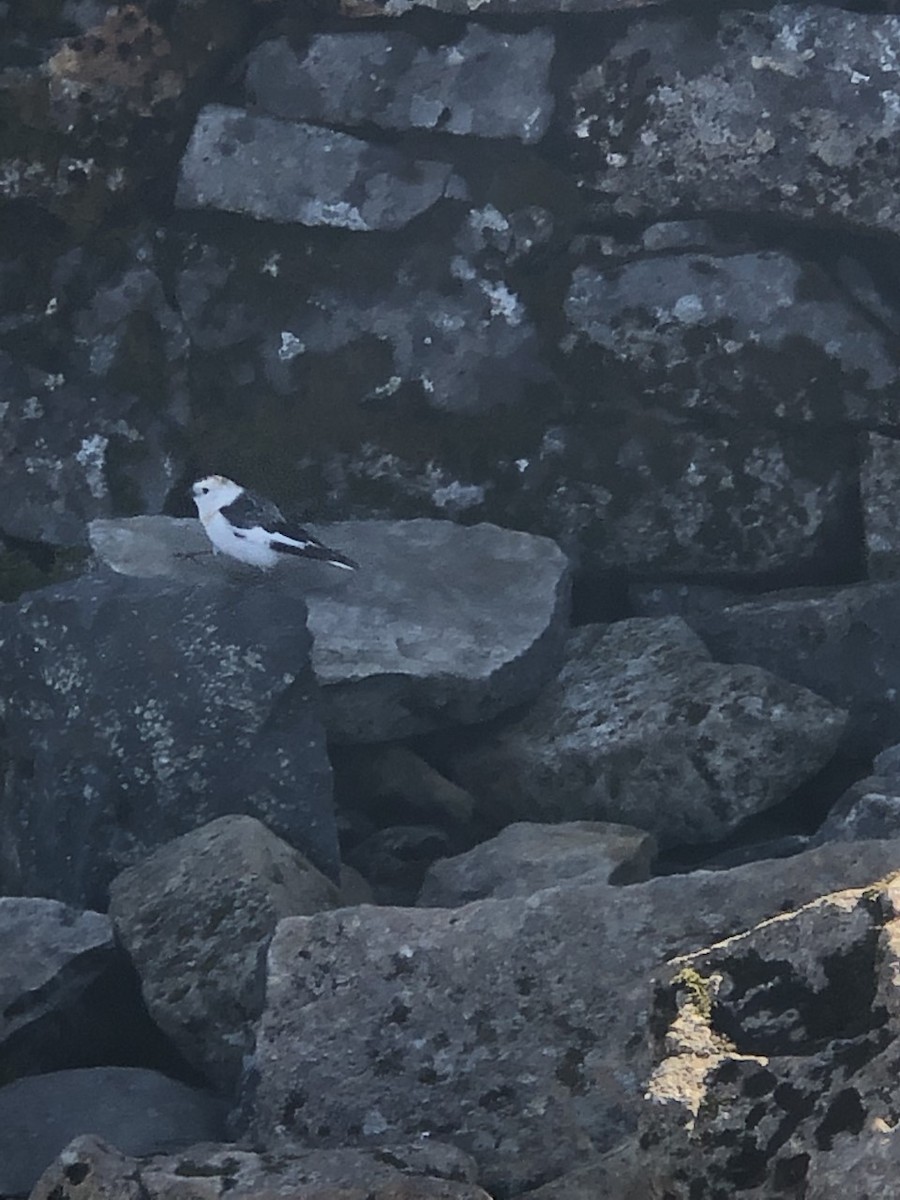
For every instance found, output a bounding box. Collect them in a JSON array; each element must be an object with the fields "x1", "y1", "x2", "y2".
[{"x1": 191, "y1": 474, "x2": 241, "y2": 520}]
